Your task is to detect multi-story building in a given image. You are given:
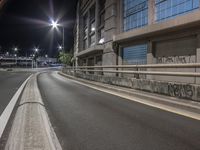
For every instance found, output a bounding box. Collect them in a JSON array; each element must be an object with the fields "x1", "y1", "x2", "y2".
[{"x1": 73, "y1": 0, "x2": 200, "y2": 83}]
